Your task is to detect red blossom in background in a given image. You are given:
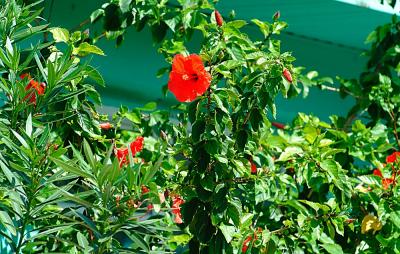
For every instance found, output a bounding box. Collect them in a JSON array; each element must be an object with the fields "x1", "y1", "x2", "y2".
[
  {"x1": 373, "y1": 169, "x2": 383, "y2": 178},
  {"x1": 115, "y1": 147, "x2": 129, "y2": 167},
  {"x1": 282, "y1": 68, "x2": 293, "y2": 83},
  {"x1": 115, "y1": 136, "x2": 144, "y2": 167},
  {"x1": 171, "y1": 195, "x2": 184, "y2": 224},
  {"x1": 386, "y1": 151, "x2": 400, "y2": 163},
  {"x1": 130, "y1": 136, "x2": 144, "y2": 155},
  {"x1": 373, "y1": 169, "x2": 395, "y2": 190},
  {"x1": 20, "y1": 73, "x2": 46, "y2": 104},
  {"x1": 168, "y1": 54, "x2": 211, "y2": 102},
  {"x1": 214, "y1": 10, "x2": 223, "y2": 27}
]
